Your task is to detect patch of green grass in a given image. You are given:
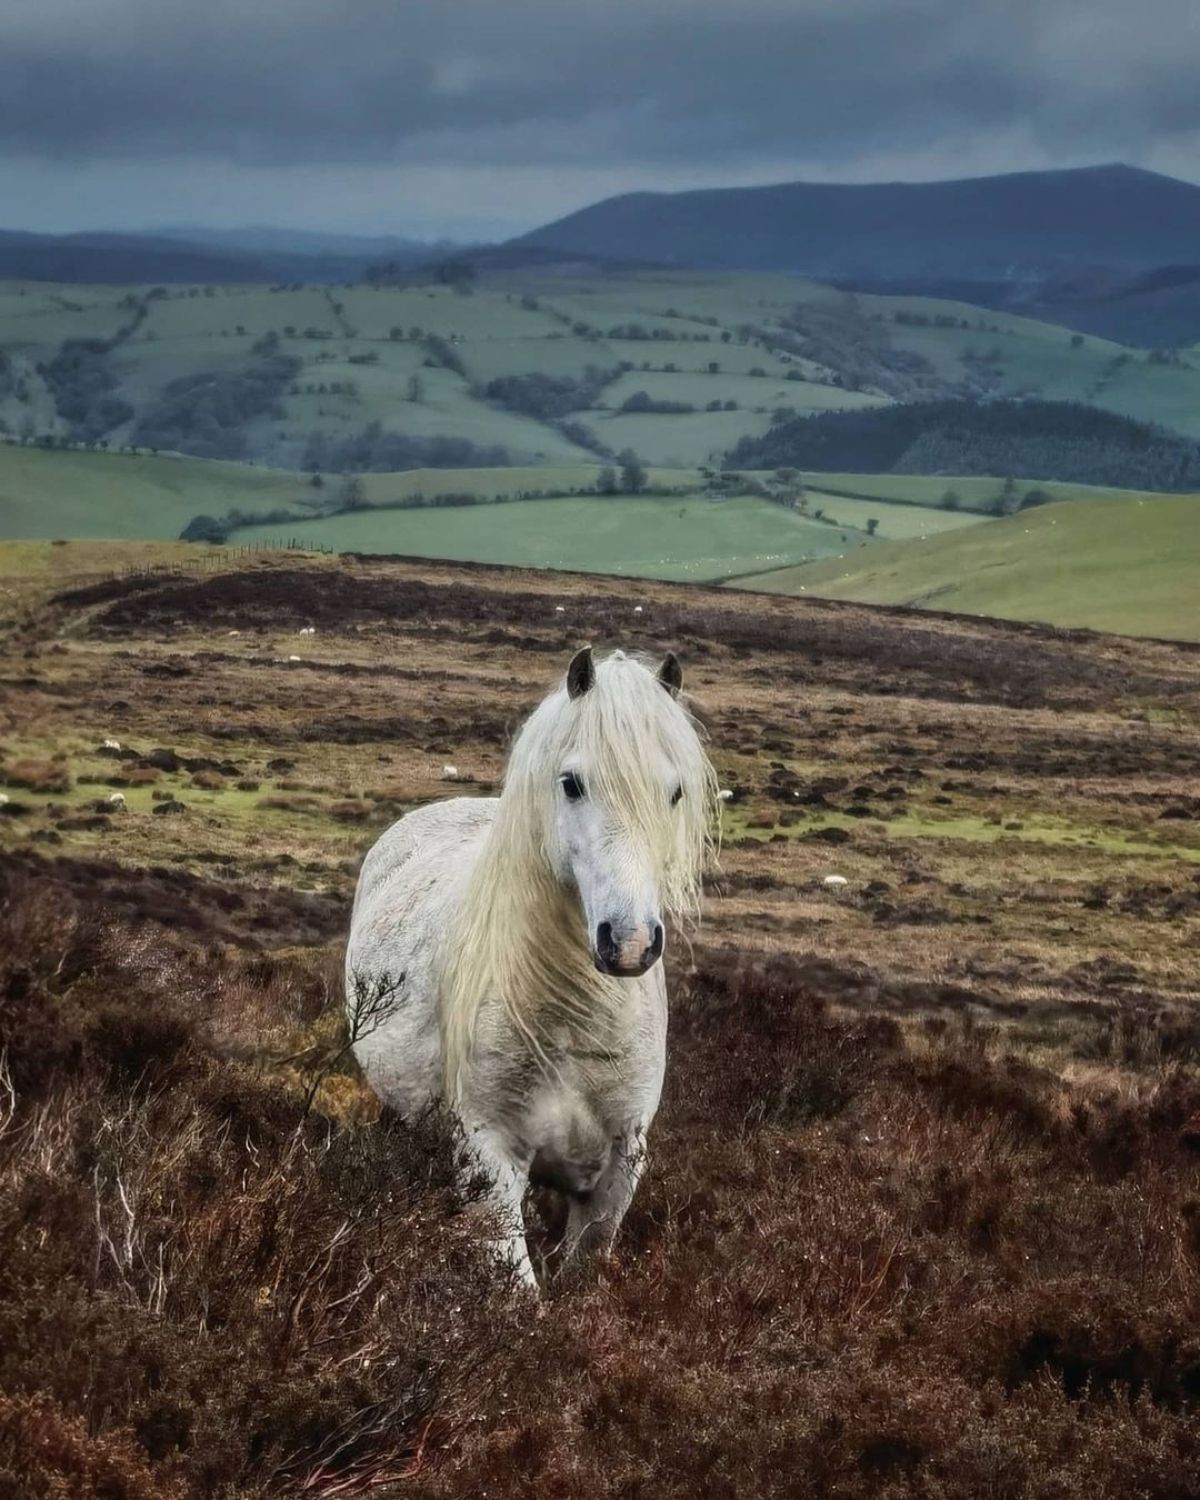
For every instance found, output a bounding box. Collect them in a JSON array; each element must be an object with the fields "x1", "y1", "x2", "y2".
[
  {"x1": 235, "y1": 492, "x2": 856, "y2": 581},
  {"x1": 578, "y1": 409, "x2": 776, "y2": 468},
  {"x1": 0, "y1": 441, "x2": 310, "y2": 539},
  {"x1": 793, "y1": 472, "x2": 1150, "y2": 512},
  {"x1": 601, "y1": 368, "x2": 886, "y2": 417},
  {"x1": 787, "y1": 492, "x2": 985, "y2": 542},
  {"x1": 737, "y1": 494, "x2": 1200, "y2": 641},
  {"x1": 722, "y1": 802, "x2": 1200, "y2": 862},
  {"x1": 0, "y1": 444, "x2": 705, "y2": 543}
]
